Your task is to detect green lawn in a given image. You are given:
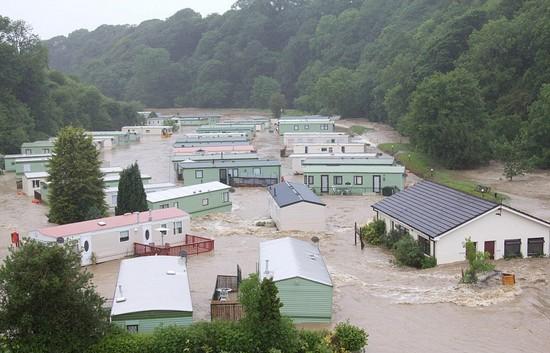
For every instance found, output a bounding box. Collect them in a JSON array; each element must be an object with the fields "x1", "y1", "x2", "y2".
[
  {"x1": 378, "y1": 143, "x2": 505, "y2": 203},
  {"x1": 350, "y1": 125, "x2": 371, "y2": 135}
]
